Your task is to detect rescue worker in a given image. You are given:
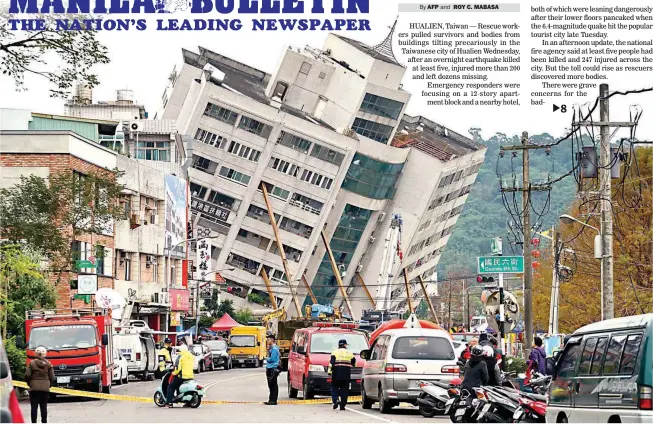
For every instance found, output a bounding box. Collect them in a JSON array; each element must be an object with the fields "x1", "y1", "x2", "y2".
[
  {"x1": 328, "y1": 339, "x2": 355, "y2": 410},
  {"x1": 166, "y1": 344, "x2": 194, "y2": 408},
  {"x1": 156, "y1": 338, "x2": 173, "y2": 379},
  {"x1": 265, "y1": 333, "x2": 280, "y2": 406}
]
